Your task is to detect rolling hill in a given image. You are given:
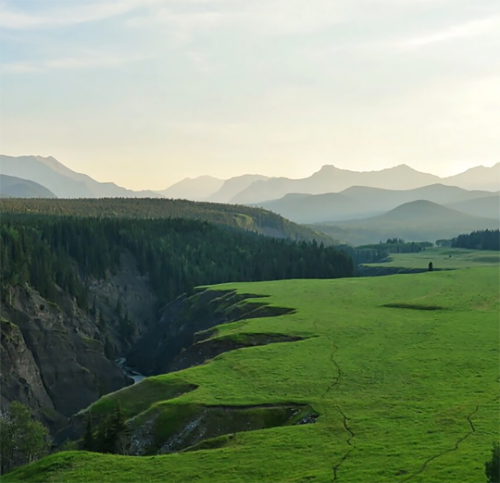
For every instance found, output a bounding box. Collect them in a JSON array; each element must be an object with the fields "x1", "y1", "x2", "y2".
[
  {"x1": 0, "y1": 155, "x2": 163, "y2": 199},
  {"x1": 0, "y1": 174, "x2": 57, "y2": 198},
  {"x1": 257, "y1": 191, "x2": 372, "y2": 223},
  {"x1": 0, "y1": 197, "x2": 336, "y2": 245},
  {"x1": 257, "y1": 184, "x2": 497, "y2": 224},
  {"x1": 311, "y1": 200, "x2": 500, "y2": 245}
]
